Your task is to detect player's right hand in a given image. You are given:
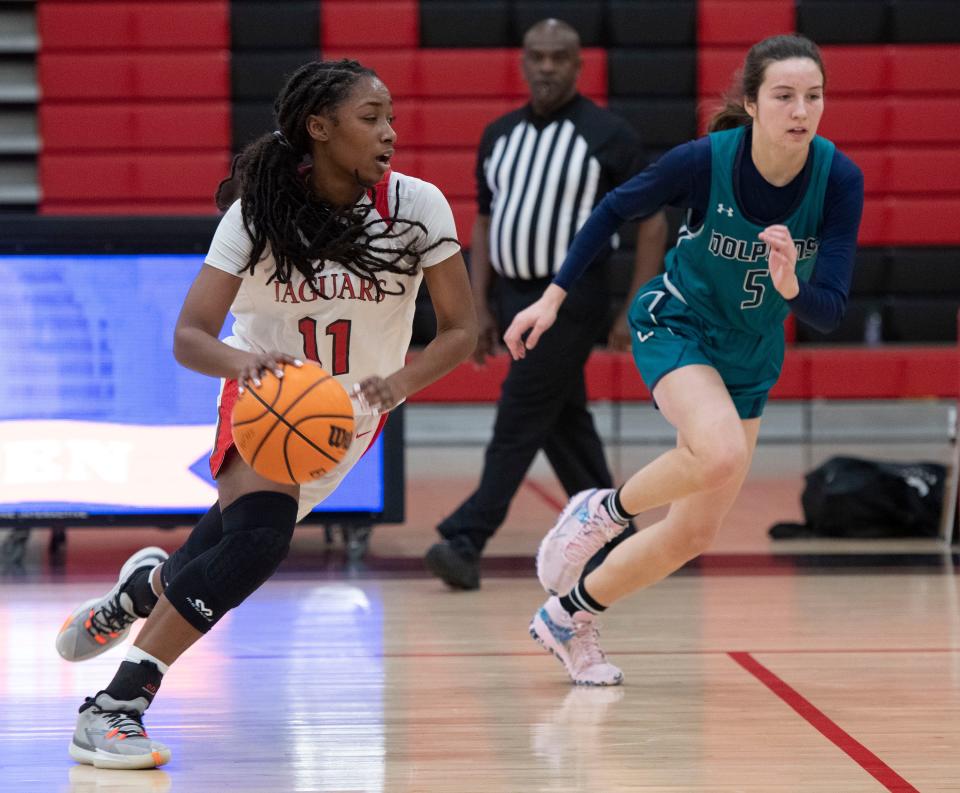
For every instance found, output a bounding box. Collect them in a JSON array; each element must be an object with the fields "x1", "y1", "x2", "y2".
[{"x1": 237, "y1": 352, "x2": 302, "y2": 392}]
